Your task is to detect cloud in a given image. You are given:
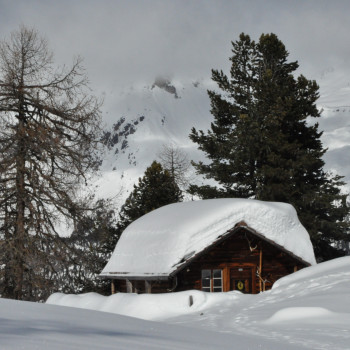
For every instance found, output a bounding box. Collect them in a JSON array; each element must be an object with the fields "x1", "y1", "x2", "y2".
[{"x1": 1, "y1": 0, "x2": 350, "y2": 94}]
